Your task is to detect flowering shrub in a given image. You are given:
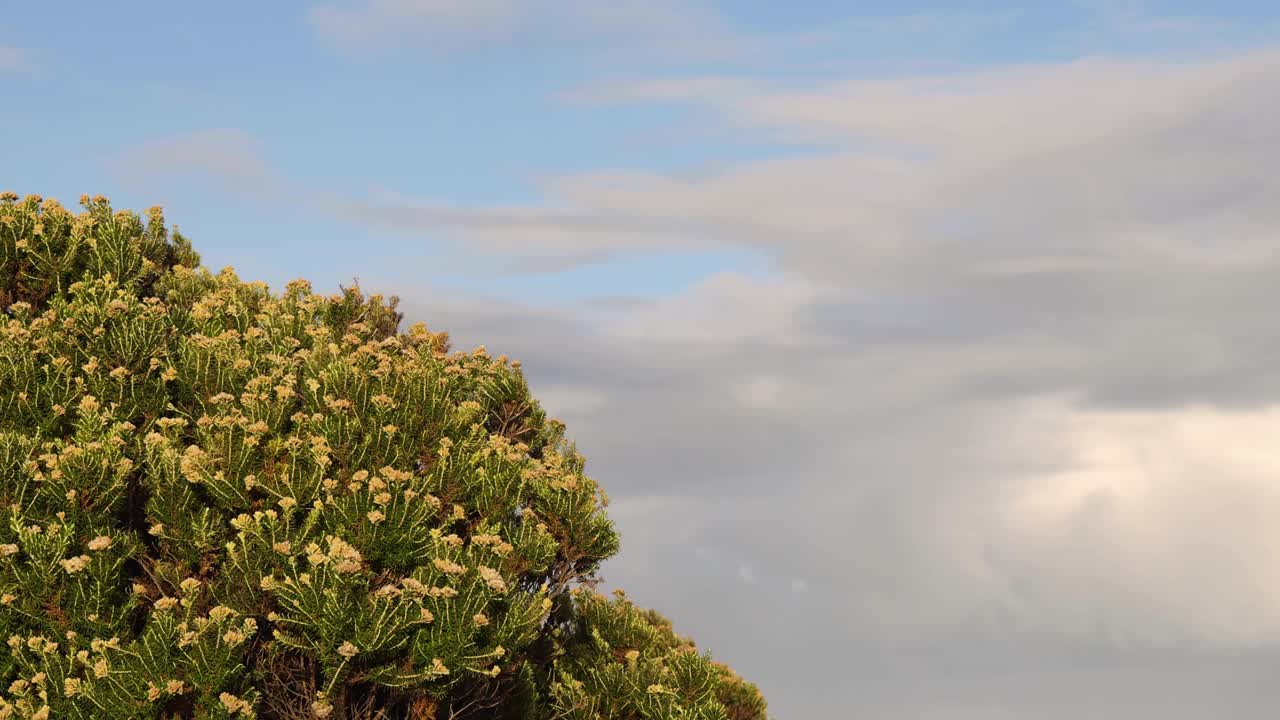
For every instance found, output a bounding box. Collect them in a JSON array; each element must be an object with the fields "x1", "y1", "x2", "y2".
[{"x1": 0, "y1": 193, "x2": 766, "y2": 719}]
